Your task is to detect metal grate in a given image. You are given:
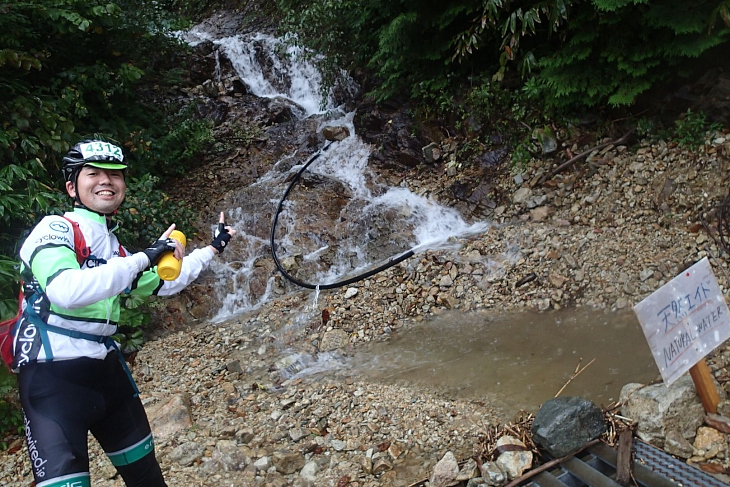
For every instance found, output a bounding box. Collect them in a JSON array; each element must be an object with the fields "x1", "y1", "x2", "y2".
[
  {"x1": 519, "y1": 440, "x2": 724, "y2": 487},
  {"x1": 633, "y1": 440, "x2": 728, "y2": 487}
]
